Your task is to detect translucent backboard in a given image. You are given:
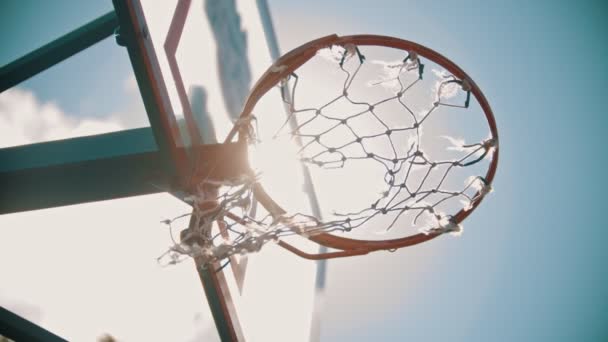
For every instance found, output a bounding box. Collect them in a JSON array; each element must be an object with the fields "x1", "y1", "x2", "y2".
[{"x1": 121, "y1": 0, "x2": 319, "y2": 340}]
